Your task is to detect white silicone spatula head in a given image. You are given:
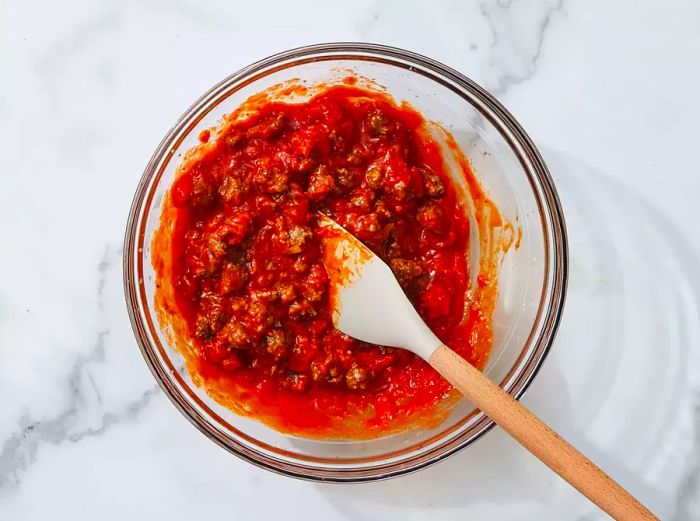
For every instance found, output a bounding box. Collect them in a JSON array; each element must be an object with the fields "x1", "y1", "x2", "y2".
[{"x1": 317, "y1": 213, "x2": 441, "y2": 361}]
